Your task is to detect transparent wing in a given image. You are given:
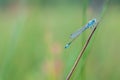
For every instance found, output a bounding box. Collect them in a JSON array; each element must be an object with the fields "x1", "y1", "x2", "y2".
[{"x1": 70, "y1": 25, "x2": 88, "y2": 39}]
